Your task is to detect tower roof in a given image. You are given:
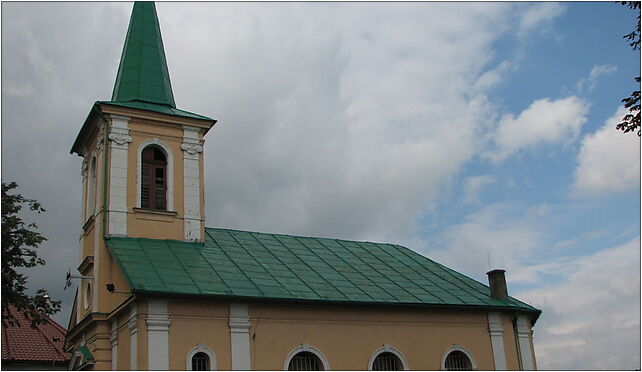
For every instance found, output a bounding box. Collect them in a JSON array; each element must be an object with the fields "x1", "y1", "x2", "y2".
[
  {"x1": 71, "y1": 1, "x2": 216, "y2": 155},
  {"x1": 111, "y1": 1, "x2": 176, "y2": 108}
]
